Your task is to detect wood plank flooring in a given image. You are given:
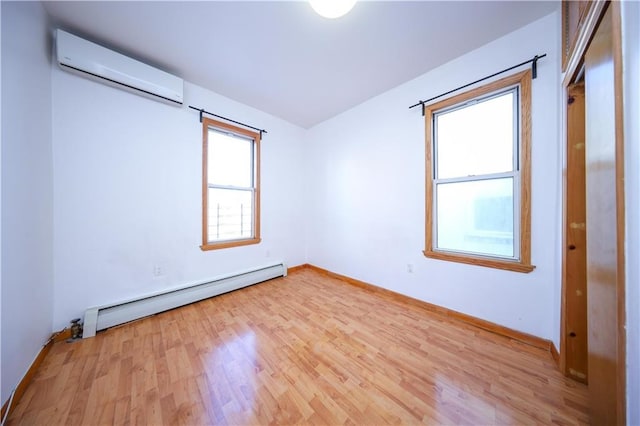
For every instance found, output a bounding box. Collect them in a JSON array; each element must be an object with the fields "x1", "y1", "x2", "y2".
[{"x1": 8, "y1": 269, "x2": 589, "y2": 425}]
